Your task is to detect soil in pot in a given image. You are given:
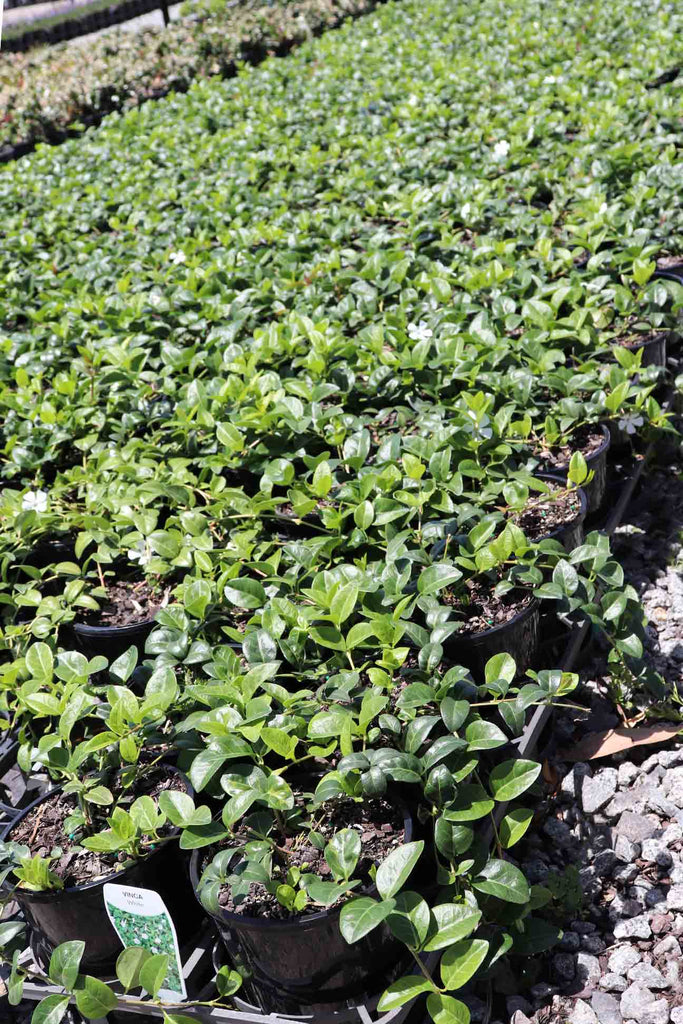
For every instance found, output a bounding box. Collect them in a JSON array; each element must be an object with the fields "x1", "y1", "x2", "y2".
[
  {"x1": 194, "y1": 791, "x2": 413, "y2": 1013},
  {"x1": 442, "y1": 581, "x2": 539, "y2": 678},
  {"x1": 512, "y1": 476, "x2": 586, "y2": 551},
  {"x1": 535, "y1": 424, "x2": 610, "y2": 511},
  {"x1": 72, "y1": 576, "x2": 169, "y2": 661},
  {"x1": 3, "y1": 768, "x2": 204, "y2": 975}
]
